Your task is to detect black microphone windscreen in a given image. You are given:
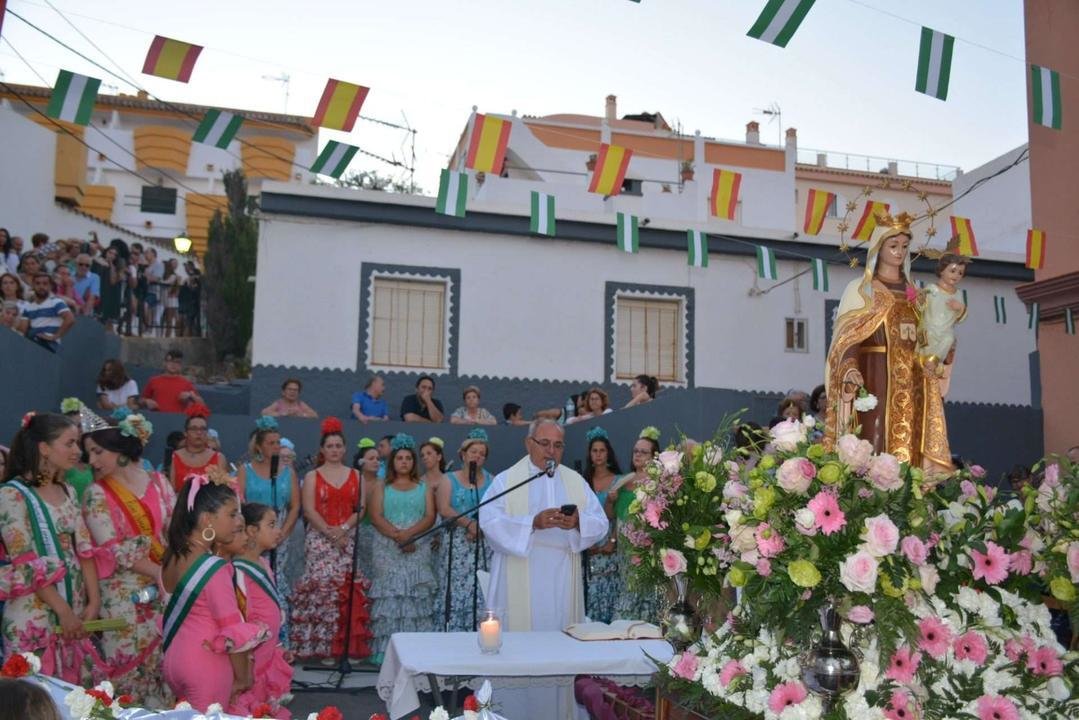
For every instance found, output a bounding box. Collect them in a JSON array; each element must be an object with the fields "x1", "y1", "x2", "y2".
[{"x1": 269, "y1": 454, "x2": 280, "y2": 478}]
